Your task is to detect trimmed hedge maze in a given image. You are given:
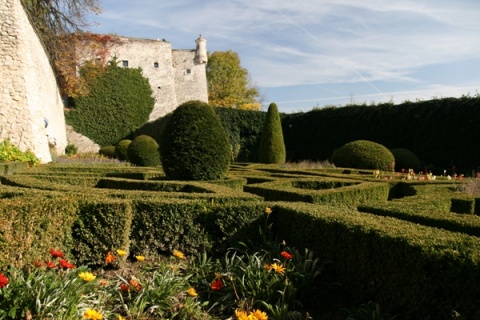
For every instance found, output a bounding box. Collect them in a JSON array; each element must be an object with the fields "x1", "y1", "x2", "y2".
[{"x1": 1, "y1": 162, "x2": 480, "y2": 319}]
